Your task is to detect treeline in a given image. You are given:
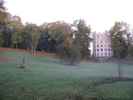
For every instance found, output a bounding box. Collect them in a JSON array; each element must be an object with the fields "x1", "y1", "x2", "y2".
[
  {"x1": 1, "y1": 0, "x2": 133, "y2": 64},
  {"x1": 0, "y1": 0, "x2": 92, "y2": 64}
]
